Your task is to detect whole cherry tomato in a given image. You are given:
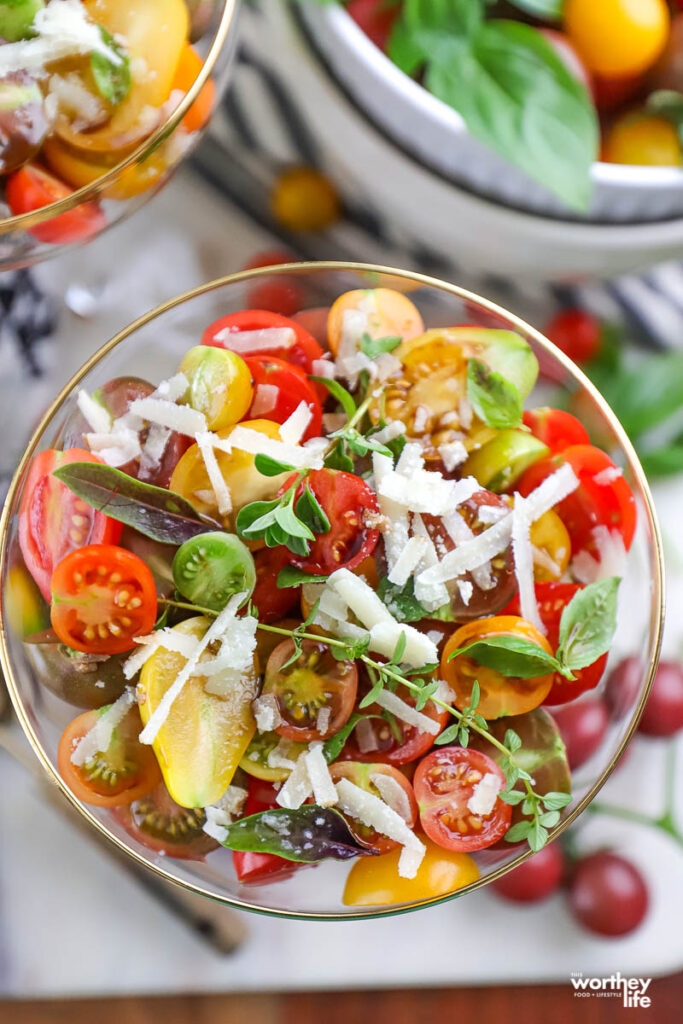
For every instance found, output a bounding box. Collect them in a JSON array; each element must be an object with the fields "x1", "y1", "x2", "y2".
[
  {"x1": 347, "y1": 0, "x2": 401, "y2": 52},
  {"x1": 202, "y1": 309, "x2": 323, "y2": 376},
  {"x1": 564, "y1": 0, "x2": 669, "y2": 78},
  {"x1": 242, "y1": 249, "x2": 304, "y2": 316},
  {"x1": 544, "y1": 309, "x2": 602, "y2": 366}
]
